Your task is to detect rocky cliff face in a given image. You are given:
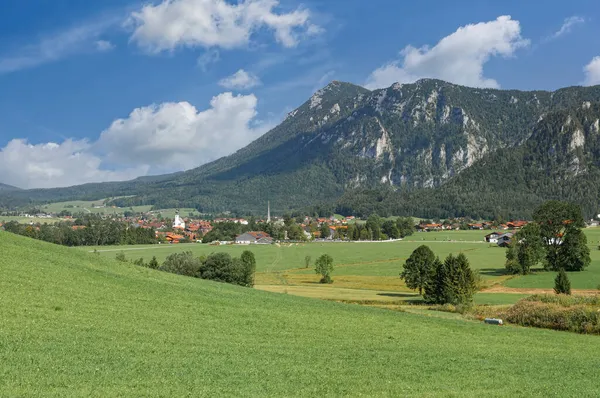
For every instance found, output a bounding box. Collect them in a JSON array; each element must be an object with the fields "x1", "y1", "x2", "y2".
[{"x1": 275, "y1": 78, "x2": 600, "y2": 192}]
